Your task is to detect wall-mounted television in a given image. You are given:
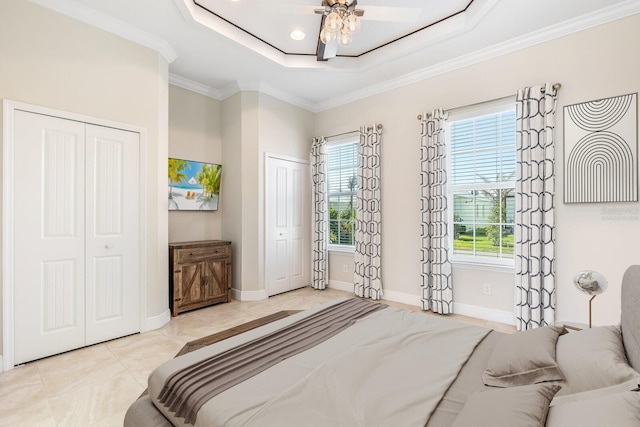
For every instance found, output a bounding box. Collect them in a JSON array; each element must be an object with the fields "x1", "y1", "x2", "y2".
[{"x1": 168, "y1": 157, "x2": 221, "y2": 211}]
